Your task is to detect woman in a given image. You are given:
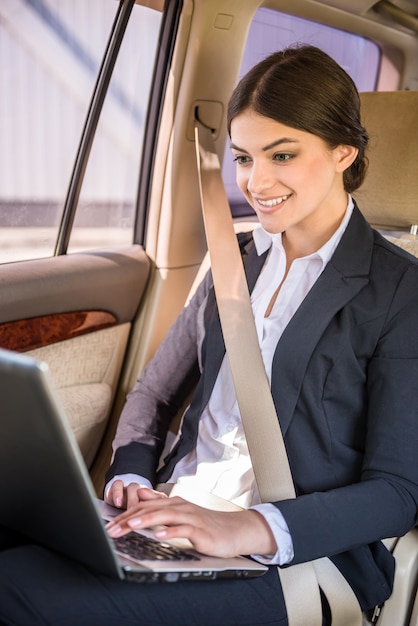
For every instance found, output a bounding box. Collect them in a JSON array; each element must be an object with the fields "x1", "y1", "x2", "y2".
[{"x1": 0, "y1": 45, "x2": 417, "y2": 626}]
